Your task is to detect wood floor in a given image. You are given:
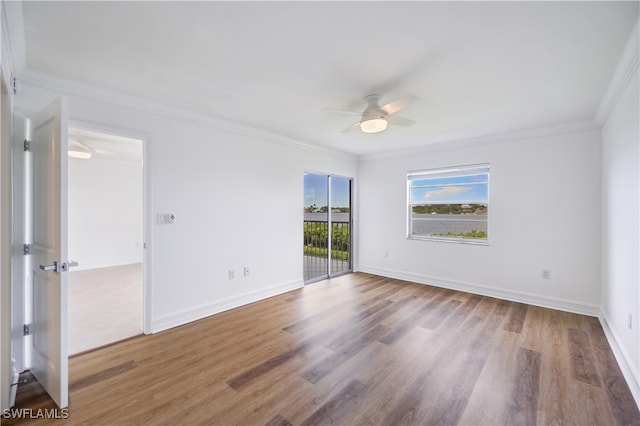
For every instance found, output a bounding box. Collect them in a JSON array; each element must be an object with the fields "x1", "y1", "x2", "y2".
[{"x1": 6, "y1": 273, "x2": 640, "y2": 425}]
